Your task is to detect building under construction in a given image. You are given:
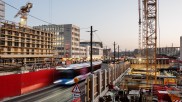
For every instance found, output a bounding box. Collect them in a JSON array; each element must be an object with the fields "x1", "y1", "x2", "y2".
[{"x1": 0, "y1": 20, "x2": 55, "y2": 70}]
